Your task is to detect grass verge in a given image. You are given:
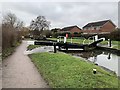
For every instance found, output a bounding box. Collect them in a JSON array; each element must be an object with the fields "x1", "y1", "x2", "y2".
[
  {"x1": 27, "y1": 45, "x2": 41, "y2": 50},
  {"x1": 29, "y1": 52, "x2": 119, "y2": 88},
  {"x1": 2, "y1": 42, "x2": 21, "y2": 59},
  {"x1": 112, "y1": 41, "x2": 120, "y2": 50}
]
